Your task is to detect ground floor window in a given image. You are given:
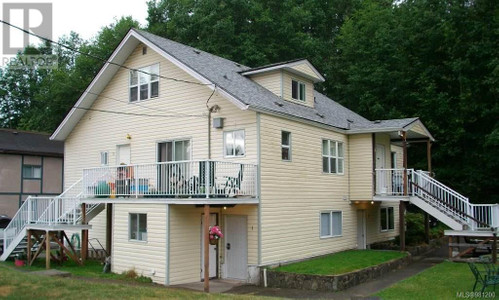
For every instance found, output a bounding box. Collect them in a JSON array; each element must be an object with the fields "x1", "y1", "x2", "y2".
[
  {"x1": 380, "y1": 207, "x2": 395, "y2": 231},
  {"x1": 320, "y1": 211, "x2": 342, "y2": 237},
  {"x1": 129, "y1": 213, "x2": 147, "y2": 241}
]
